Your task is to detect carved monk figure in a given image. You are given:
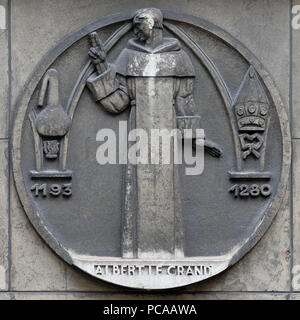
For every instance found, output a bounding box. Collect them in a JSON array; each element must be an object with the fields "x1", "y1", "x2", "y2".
[{"x1": 87, "y1": 8, "x2": 220, "y2": 259}]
